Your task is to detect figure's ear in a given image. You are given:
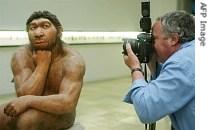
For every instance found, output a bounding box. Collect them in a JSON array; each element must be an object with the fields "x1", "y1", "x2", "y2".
[{"x1": 57, "y1": 26, "x2": 63, "y2": 38}]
